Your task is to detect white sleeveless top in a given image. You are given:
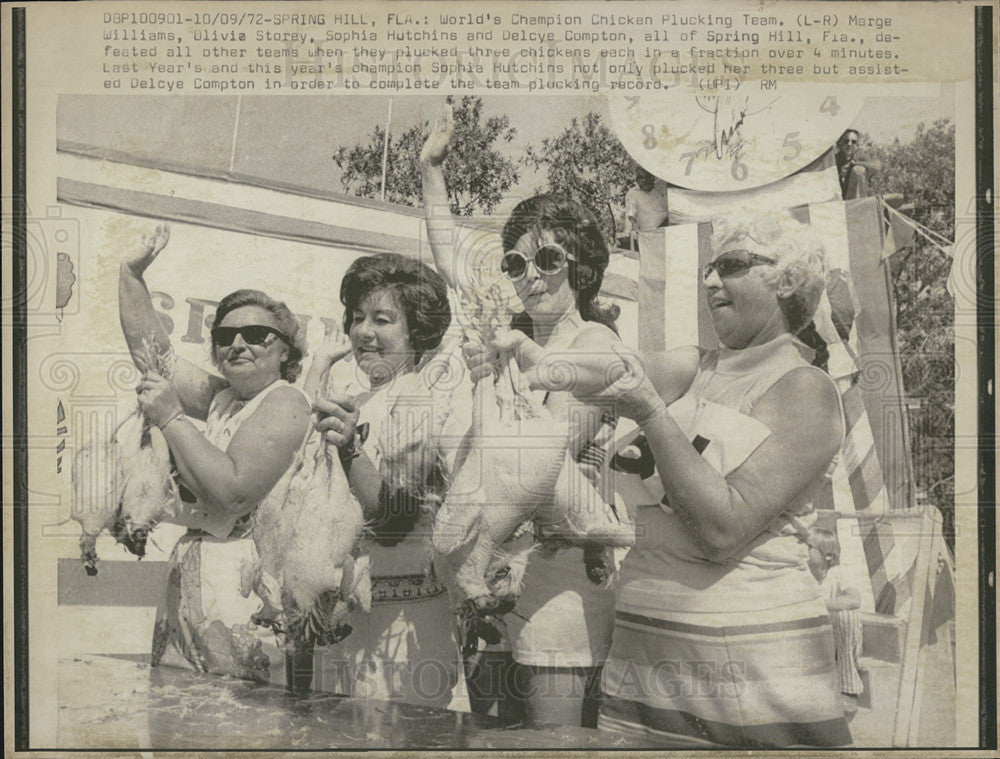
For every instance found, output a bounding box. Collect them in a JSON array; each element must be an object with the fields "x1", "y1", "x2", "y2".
[
  {"x1": 617, "y1": 333, "x2": 841, "y2": 614},
  {"x1": 174, "y1": 379, "x2": 307, "y2": 539}
]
